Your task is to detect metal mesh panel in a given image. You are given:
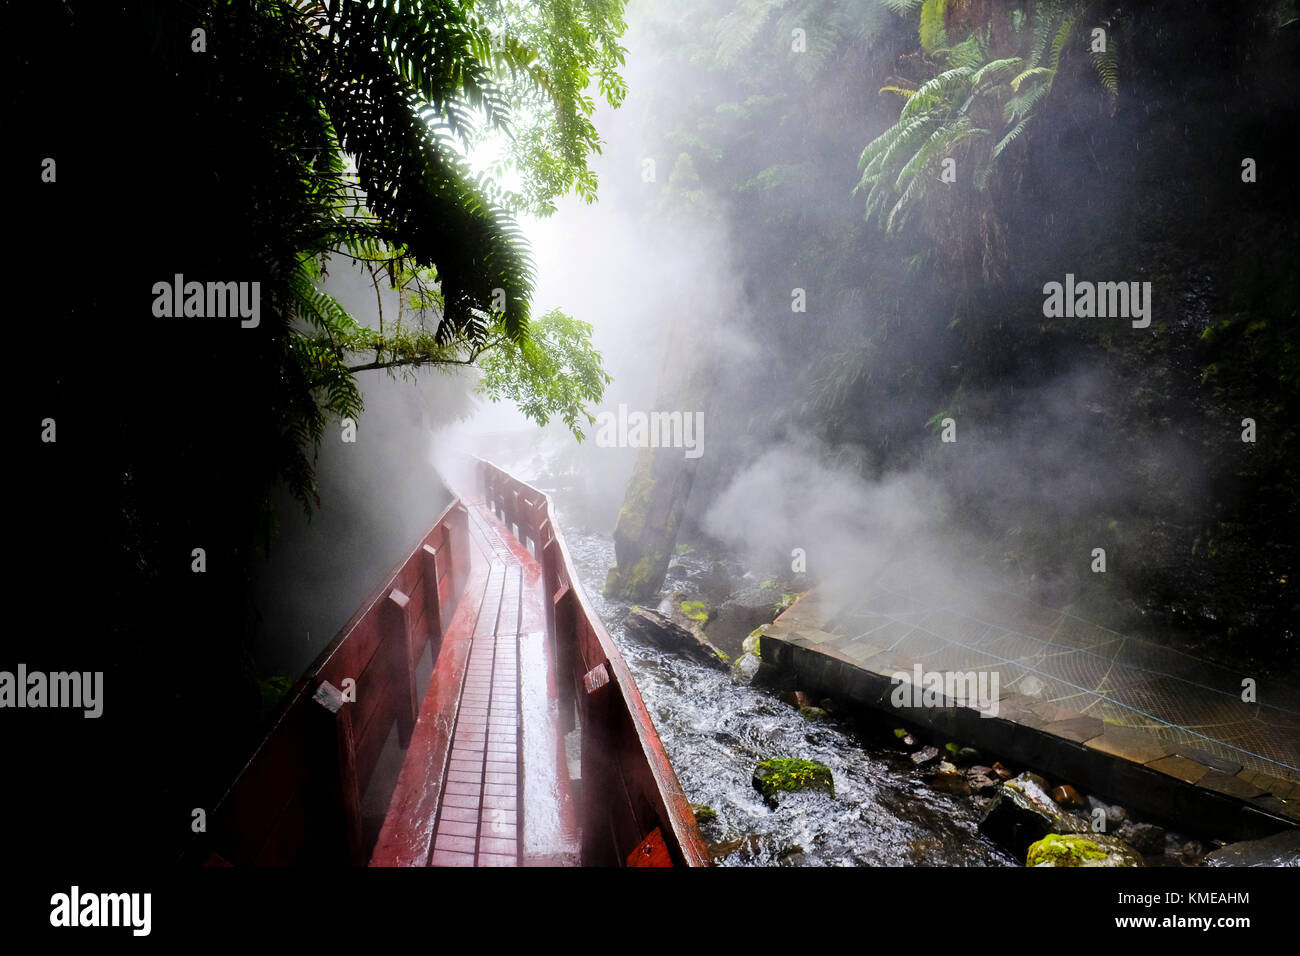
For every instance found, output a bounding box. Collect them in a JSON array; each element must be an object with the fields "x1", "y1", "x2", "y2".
[{"x1": 826, "y1": 564, "x2": 1300, "y2": 783}]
